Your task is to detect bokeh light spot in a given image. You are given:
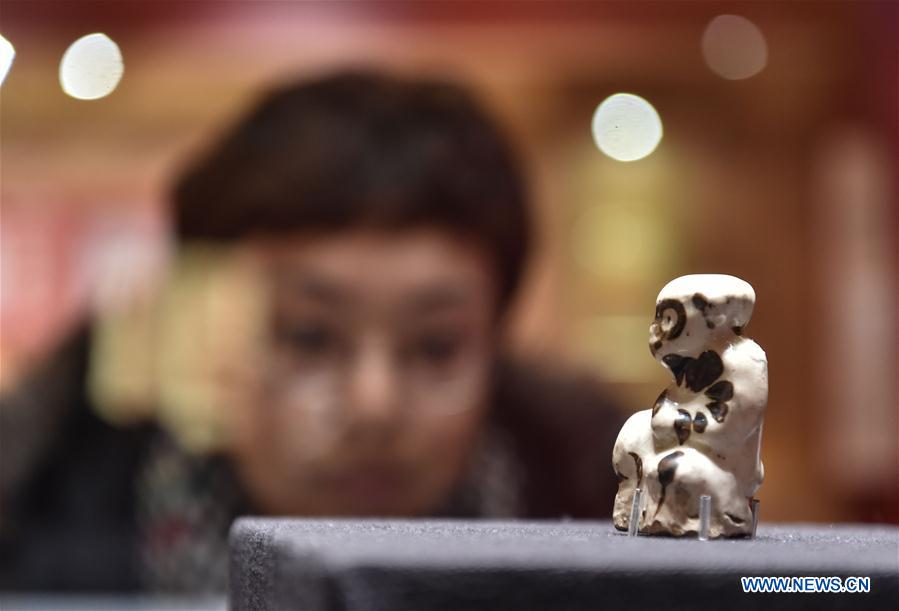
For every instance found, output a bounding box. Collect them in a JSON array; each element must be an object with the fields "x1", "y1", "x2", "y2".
[
  {"x1": 59, "y1": 33, "x2": 124, "y2": 100},
  {"x1": 591, "y1": 93, "x2": 663, "y2": 162},
  {"x1": 702, "y1": 15, "x2": 768, "y2": 80},
  {"x1": 0, "y1": 34, "x2": 15, "y2": 87}
]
